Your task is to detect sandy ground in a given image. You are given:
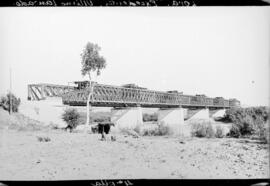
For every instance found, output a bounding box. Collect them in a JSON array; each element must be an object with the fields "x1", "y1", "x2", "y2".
[
  {"x1": 0, "y1": 101, "x2": 269, "y2": 180},
  {"x1": 0, "y1": 128, "x2": 269, "y2": 180}
]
